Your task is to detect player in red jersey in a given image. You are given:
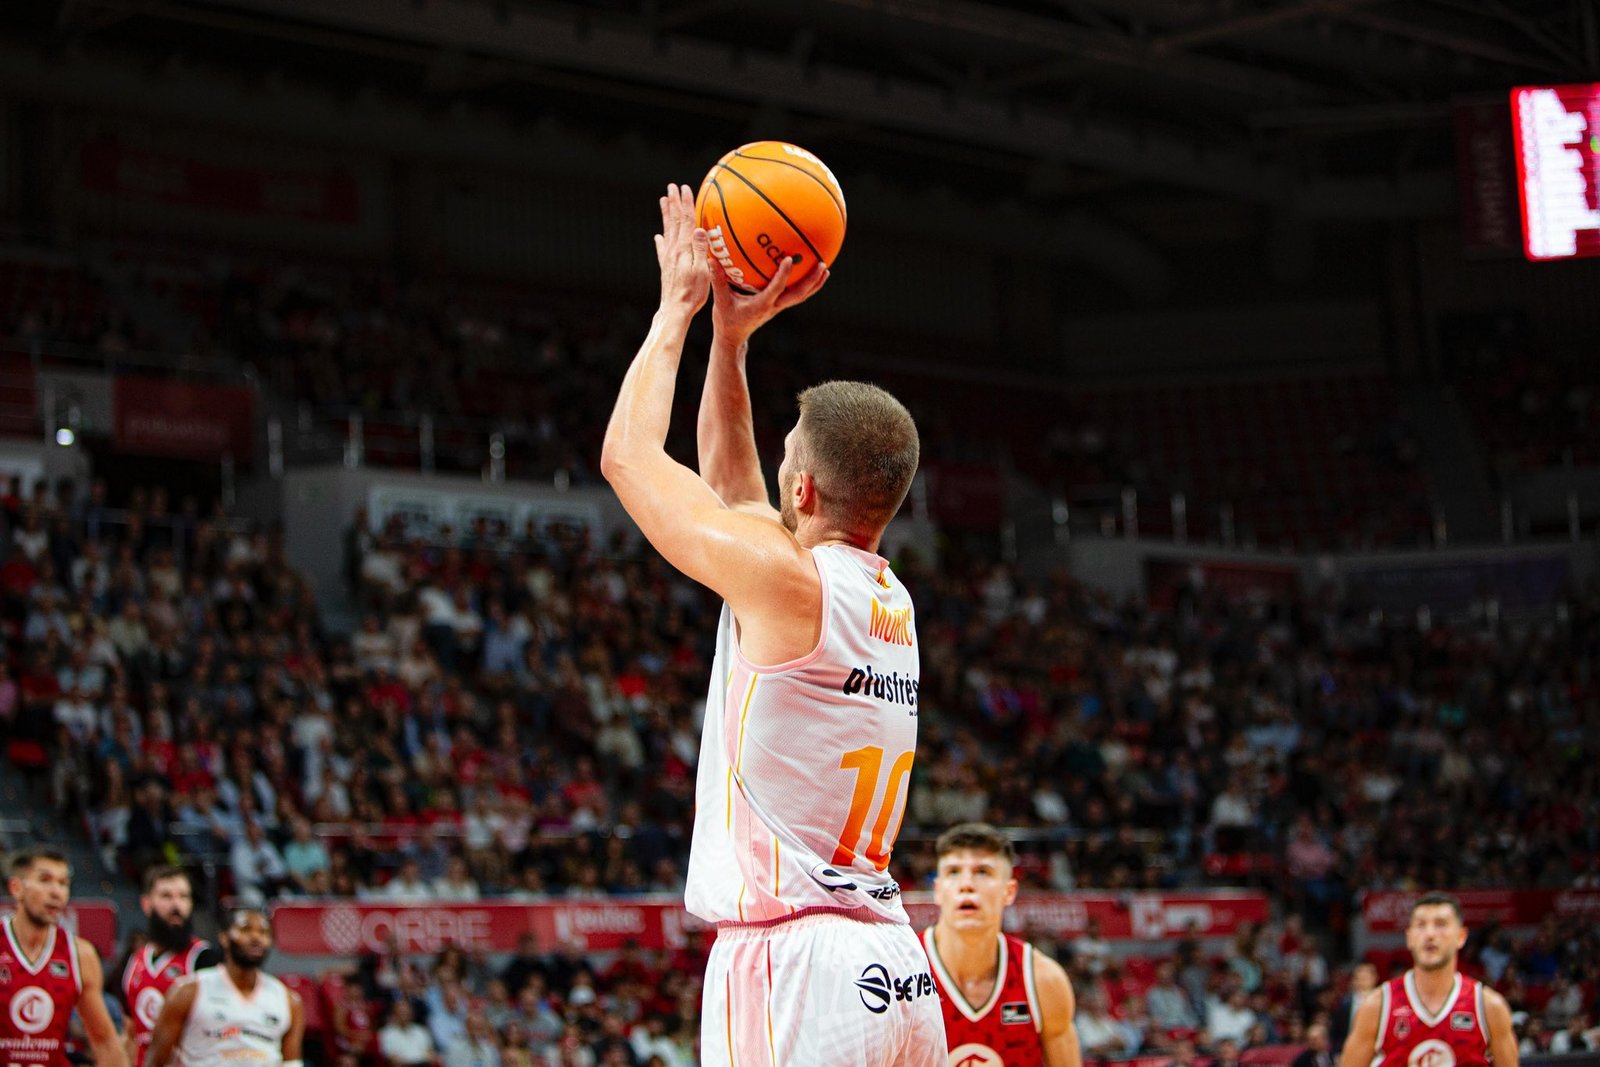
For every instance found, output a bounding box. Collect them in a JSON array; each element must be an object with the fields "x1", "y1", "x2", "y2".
[
  {"x1": 922, "y1": 823, "x2": 1081, "y2": 1067},
  {"x1": 117, "y1": 866, "x2": 220, "y2": 1067},
  {"x1": 0, "y1": 846, "x2": 126, "y2": 1067},
  {"x1": 1340, "y1": 893, "x2": 1519, "y2": 1067}
]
